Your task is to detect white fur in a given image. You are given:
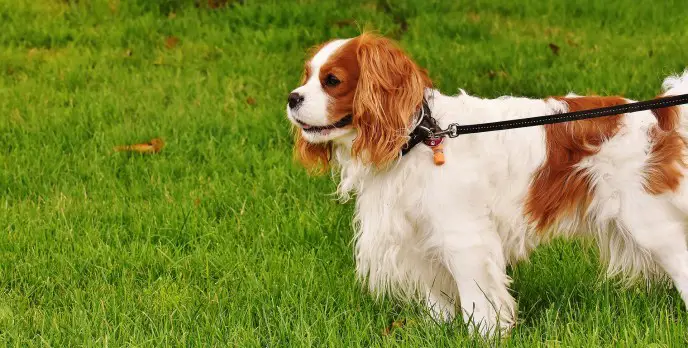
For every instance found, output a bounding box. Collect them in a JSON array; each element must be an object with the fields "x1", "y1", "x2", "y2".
[{"x1": 290, "y1": 47, "x2": 688, "y2": 336}]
